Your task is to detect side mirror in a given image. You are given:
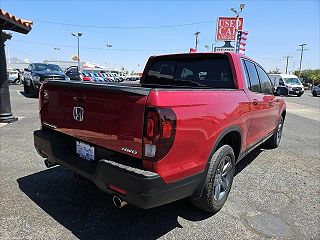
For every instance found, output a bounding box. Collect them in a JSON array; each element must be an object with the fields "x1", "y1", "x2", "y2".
[
  {"x1": 275, "y1": 86, "x2": 288, "y2": 96},
  {"x1": 24, "y1": 68, "x2": 29, "y2": 72}
]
